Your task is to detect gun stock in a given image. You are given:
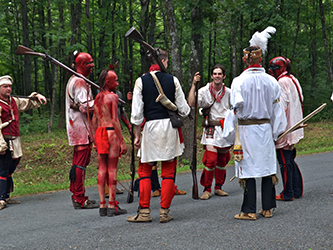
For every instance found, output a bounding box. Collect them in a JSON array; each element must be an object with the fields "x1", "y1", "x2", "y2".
[
  {"x1": 11, "y1": 95, "x2": 51, "y2": 102},
  {"x1": 15, "y1": 45, "x2": 47, "y2": 59},
  {"x1": 127, "y1": 69, "x2": 135, "y2": 203},
  {"x1": 125, "y1": 27, "x2": 167, "y2": 73},
  {"x1": 191, "y1": 81, "x2": 199, "y2": 200}
]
